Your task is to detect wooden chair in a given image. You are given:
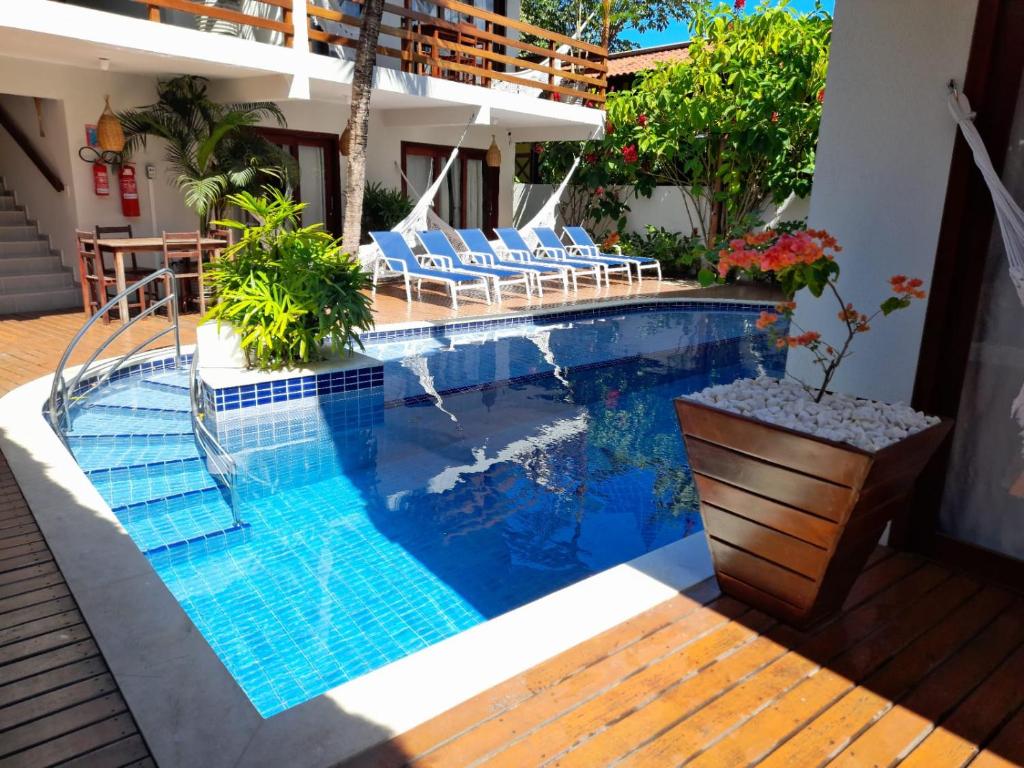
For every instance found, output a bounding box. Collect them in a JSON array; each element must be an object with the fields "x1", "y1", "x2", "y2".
[
  {"x1": 161, "y1": 231, "x2": 205, "y2": 315},
  {"x1": 95, "y1": 224, "x2": 149, "y2": 279},
  {"x1": 203, "y1": 228, "x2": 231, "y2": 311},
  {"x1": 76, "y1": 229, "x2": 146, "y2": 321}
]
